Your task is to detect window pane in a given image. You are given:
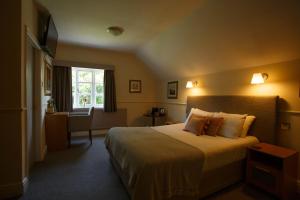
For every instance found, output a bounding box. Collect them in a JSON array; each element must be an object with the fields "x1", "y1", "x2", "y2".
[
  {"x1": 96, "y1": 96, "x2": 103, "y2": 105},
  {"x1": 78, "y1": 71, "x2": 92, "y2": 82},
  {"x1": 79, "y1": 95, "x2": 91, "y2": 106},
  {"x1": 95, "y1": 71, "x2": 104, "y2": 83},
  {"x1": 72, "y1": 68, "x2": 104, "y2": 108},
  {"x1": 96, "y1": 84, "x2": 103, "y2": 94},
  {"x1": 78, "y1": 83, "x2": 92, "y2": 94}
]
